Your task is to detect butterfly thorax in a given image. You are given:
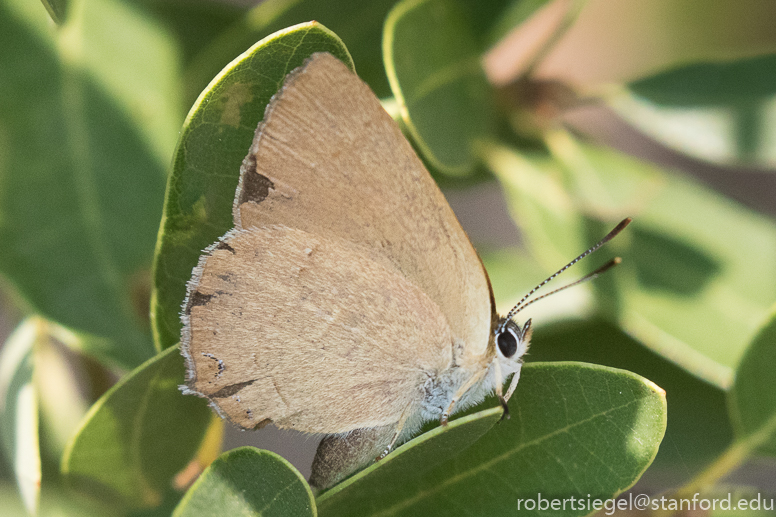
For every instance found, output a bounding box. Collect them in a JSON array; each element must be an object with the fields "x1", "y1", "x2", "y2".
[{"x1": 419, "y1": 354, "x2": 496, "y2": 422}]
